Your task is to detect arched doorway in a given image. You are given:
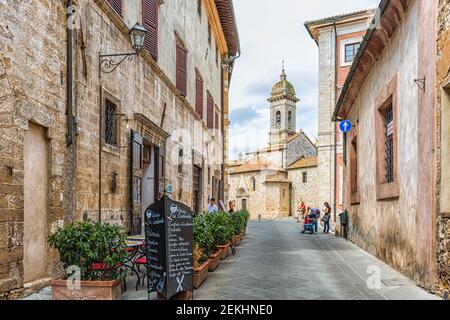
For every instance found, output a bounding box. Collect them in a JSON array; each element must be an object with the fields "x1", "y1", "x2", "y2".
[{"x1": 236, "y1": 187, "x2": 248, "y2": 211}]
